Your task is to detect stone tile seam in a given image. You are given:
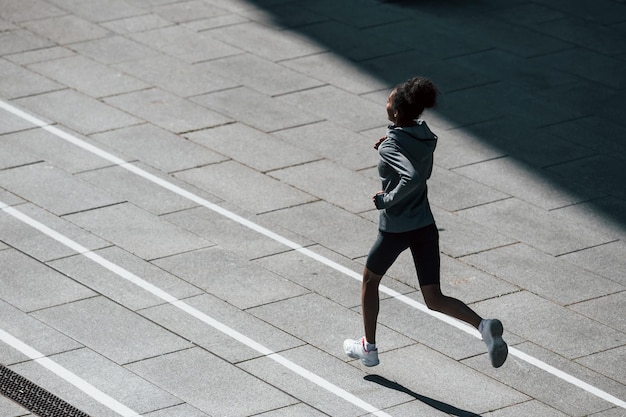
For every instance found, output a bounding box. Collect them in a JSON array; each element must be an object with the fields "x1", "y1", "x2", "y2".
[{"x1": 1, "y1": 99, "x2": 625, "y2": 410}]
